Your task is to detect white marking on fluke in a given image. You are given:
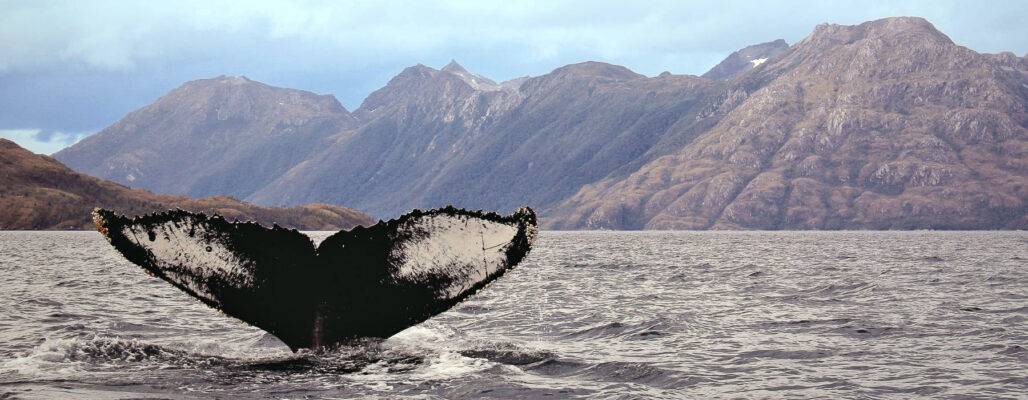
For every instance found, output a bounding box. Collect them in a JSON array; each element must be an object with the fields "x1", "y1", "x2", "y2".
[
  {"x1": 120, "y1": 217, "x2": 254, "y2": 304},
  {"x1": 390, "y1": 213, "x2": 519, "y2": 298}
]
